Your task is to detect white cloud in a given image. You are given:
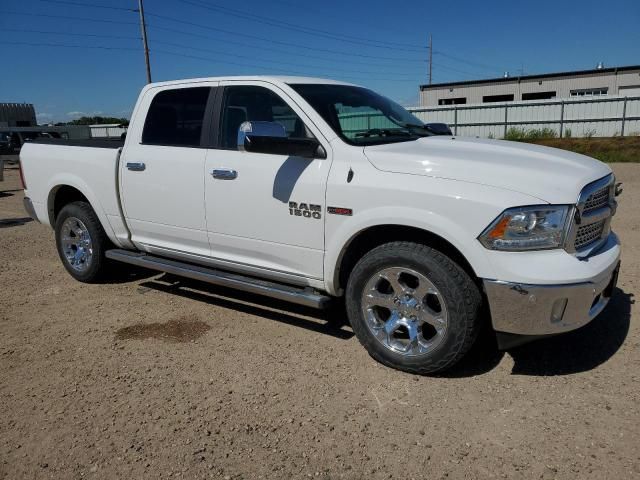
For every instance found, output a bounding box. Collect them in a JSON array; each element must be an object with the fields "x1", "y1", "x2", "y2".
[
  {"x1": 66, "y1": 111, "x2": 86, "y2": 118},
  {"x1": 36, "y1": 112, "x2": 54, "y2": 123}
]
